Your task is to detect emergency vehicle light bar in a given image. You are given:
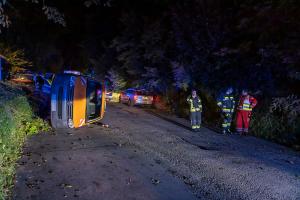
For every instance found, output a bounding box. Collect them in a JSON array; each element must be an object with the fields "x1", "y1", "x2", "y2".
[{"x1": 64, "y1": 70, "x2": 81, "y2": 75}]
